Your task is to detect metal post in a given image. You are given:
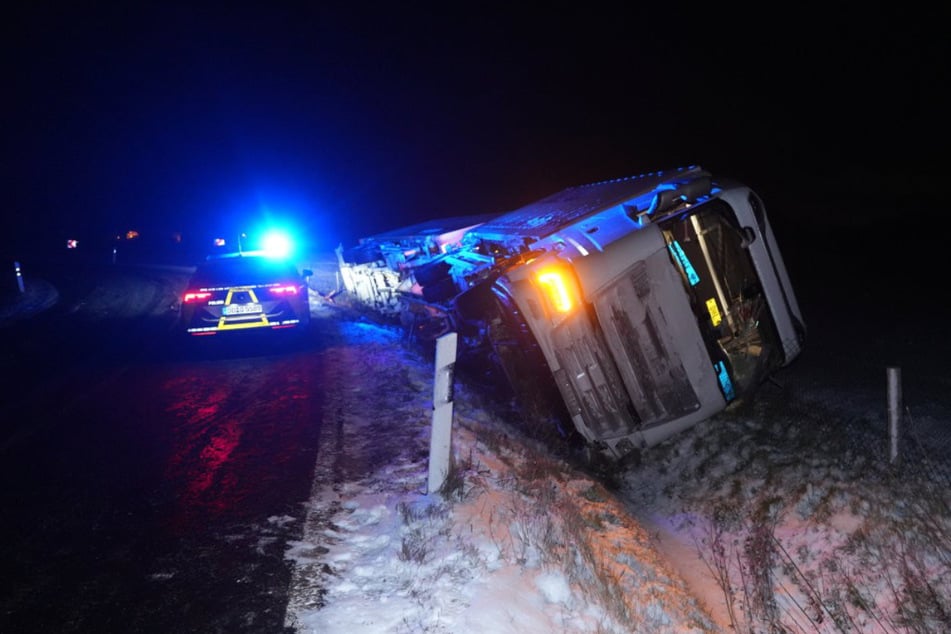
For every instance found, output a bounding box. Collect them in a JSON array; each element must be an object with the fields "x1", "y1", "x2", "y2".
[
  {"x1": 428, "y1": 332, "x2": 457, "y2": 494},
  {"x1": 14, "y1": 261, "x2": 25, "y2": 293},
  {"x1": 887, "y1": 366, "x2": 901, "y2": 464}
]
